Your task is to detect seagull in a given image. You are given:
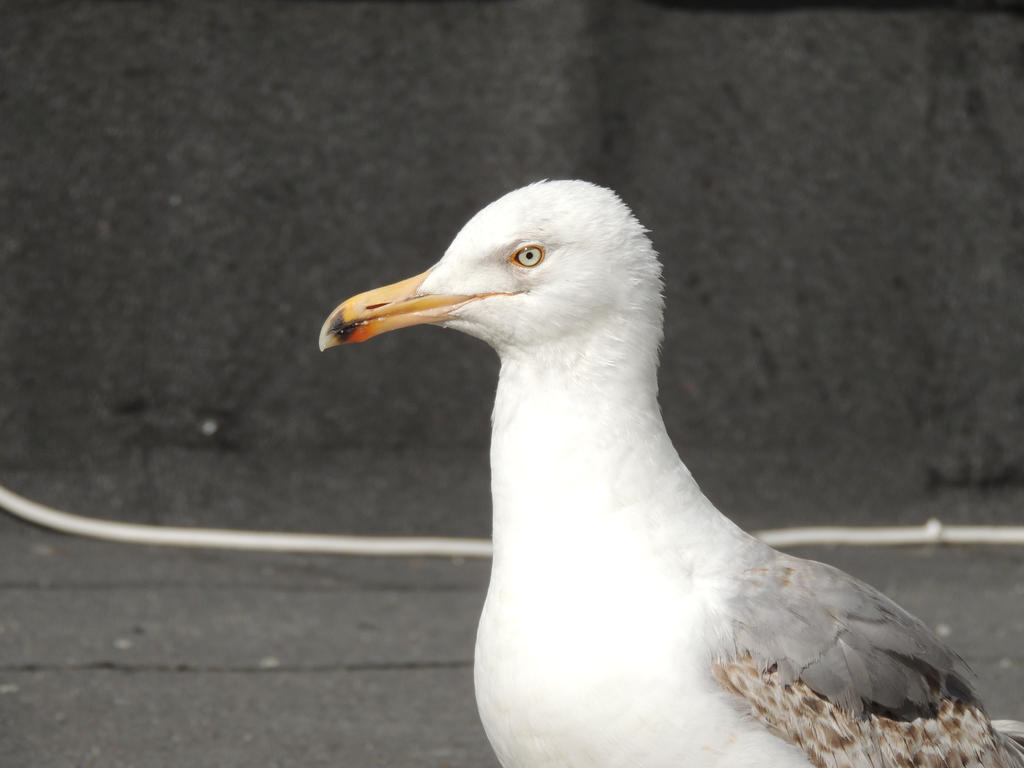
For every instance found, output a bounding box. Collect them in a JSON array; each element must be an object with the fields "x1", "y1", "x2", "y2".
[{"x1": 319, "y1": 180, "x2": 1024, "y2": 767}]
